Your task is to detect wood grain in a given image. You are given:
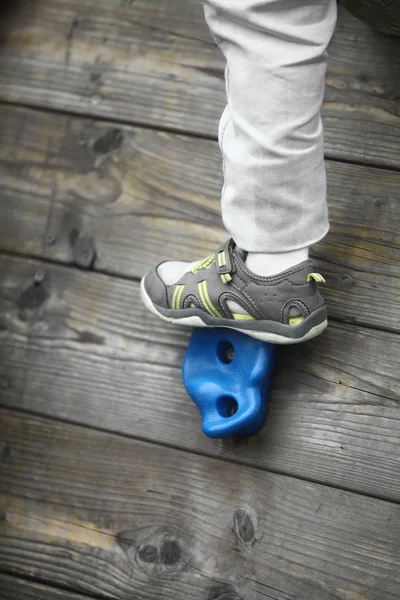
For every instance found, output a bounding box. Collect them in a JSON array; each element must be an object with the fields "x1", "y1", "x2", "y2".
[
  {"x1": 0, "y1": 574, "x2": 93, "y2": 600},
  {"x1": 0, "y1": 2, "x2": 399, "y2": 167},
  {"x1": 0, "y1": 105, "x2": 399, "y2": 332},
  {"x1": 1, "y1": 254, "x2": 399, "y2": 501},
  {"x1": 1, "y1": 409, "x2": 400, "y2": 600},
  {"x1": 341, "y1": 0, "x2": 400, "y2": 36}
]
